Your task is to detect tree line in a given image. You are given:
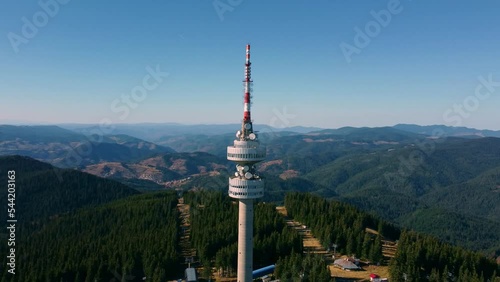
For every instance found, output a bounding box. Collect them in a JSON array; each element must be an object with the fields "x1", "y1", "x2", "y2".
[
  {"x1": 285, "y1": 192, "x2": 398, "y2": 263},
  {"x1": 284, "y1": 192, "x2": 499, "y2": 281},
  {"x1": 184, "y1": 190, "x2": 303, "y2": 278},
  {"x1": 389, "y1": 230, "x2": 498, "y2": 282},
  {"x1": 0, "y1": 191, "x2": 181, "y2": 282}
]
